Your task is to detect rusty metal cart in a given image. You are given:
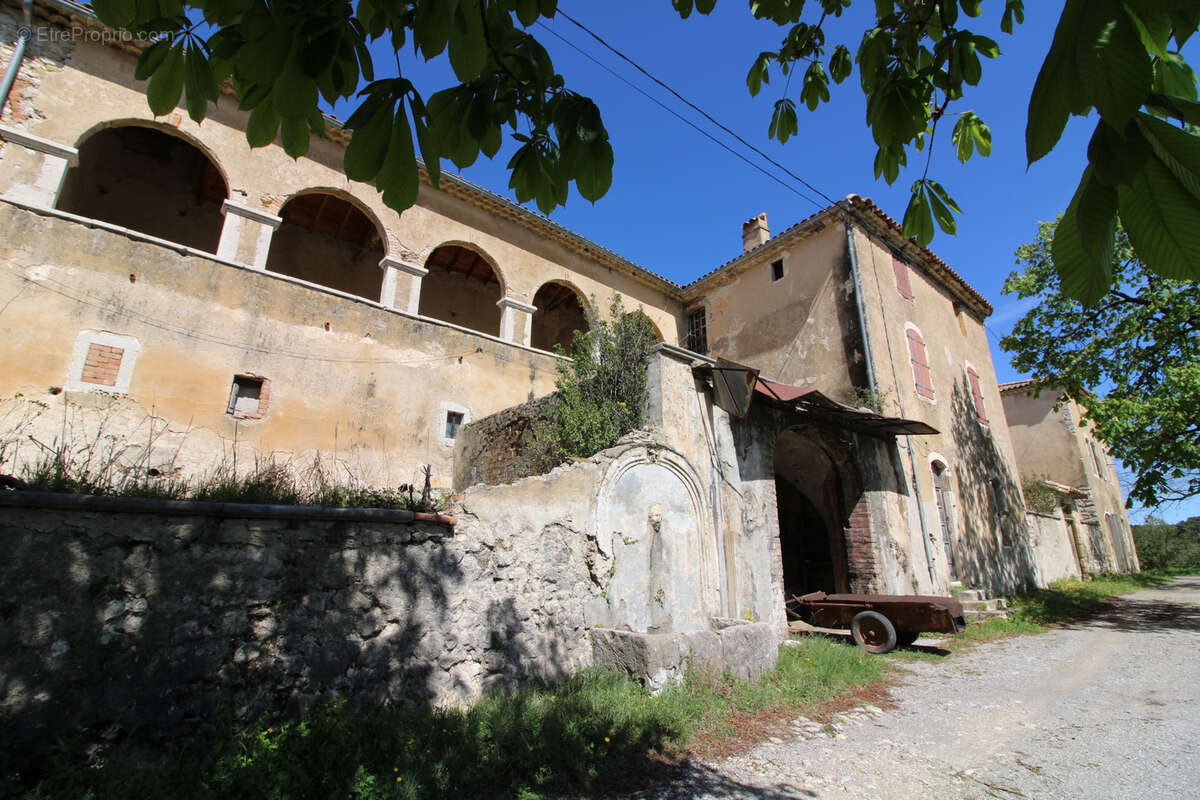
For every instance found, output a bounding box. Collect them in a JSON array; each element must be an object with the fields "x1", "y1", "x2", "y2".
[{"x1": 786, "y1": 591, "x2": 967, "y2": 654}]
